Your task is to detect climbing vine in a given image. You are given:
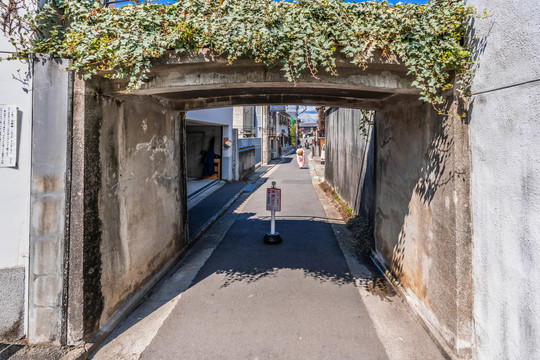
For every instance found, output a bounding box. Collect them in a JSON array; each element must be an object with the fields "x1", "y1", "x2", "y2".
[
  {"x1": 1, "y1": 0, "x2": 36, "y2": 49},
  {"x1": 6, "y1": 0, "x2": 481, "y2": 106}
]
